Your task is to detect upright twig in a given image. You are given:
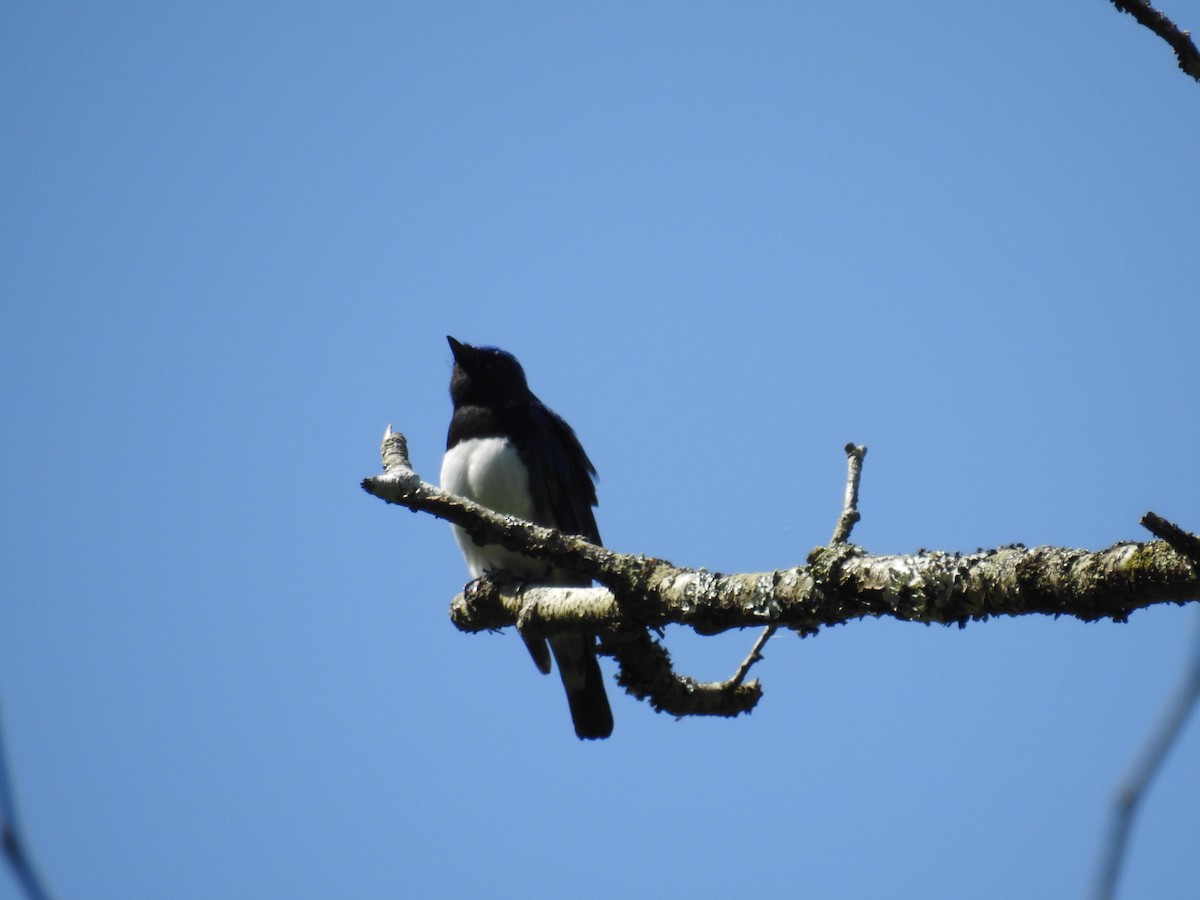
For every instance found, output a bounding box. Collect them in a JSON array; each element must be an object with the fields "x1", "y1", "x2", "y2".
[
  {"x1": 728, "y1": 625, "x2": 777, "y2": 689},
  {"x1": 830, "y1": 443, "x2": 867, "y2": 545},
  {"x1": 730, "y1": 442, "x2": 871, "y2": 688},
  {"x1": 0, "y1": 706, "x2": 53, "y2": 900}
]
